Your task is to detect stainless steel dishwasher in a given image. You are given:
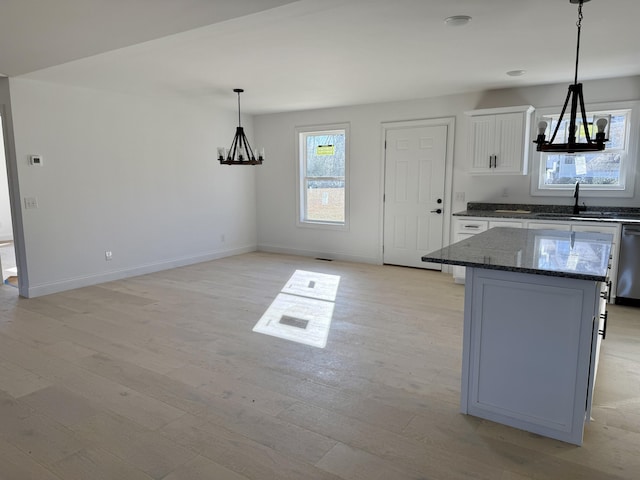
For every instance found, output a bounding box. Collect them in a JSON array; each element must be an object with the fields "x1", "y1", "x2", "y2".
[{"x1": 616, "y1": 224, "x2": 640, "y2": 306}]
